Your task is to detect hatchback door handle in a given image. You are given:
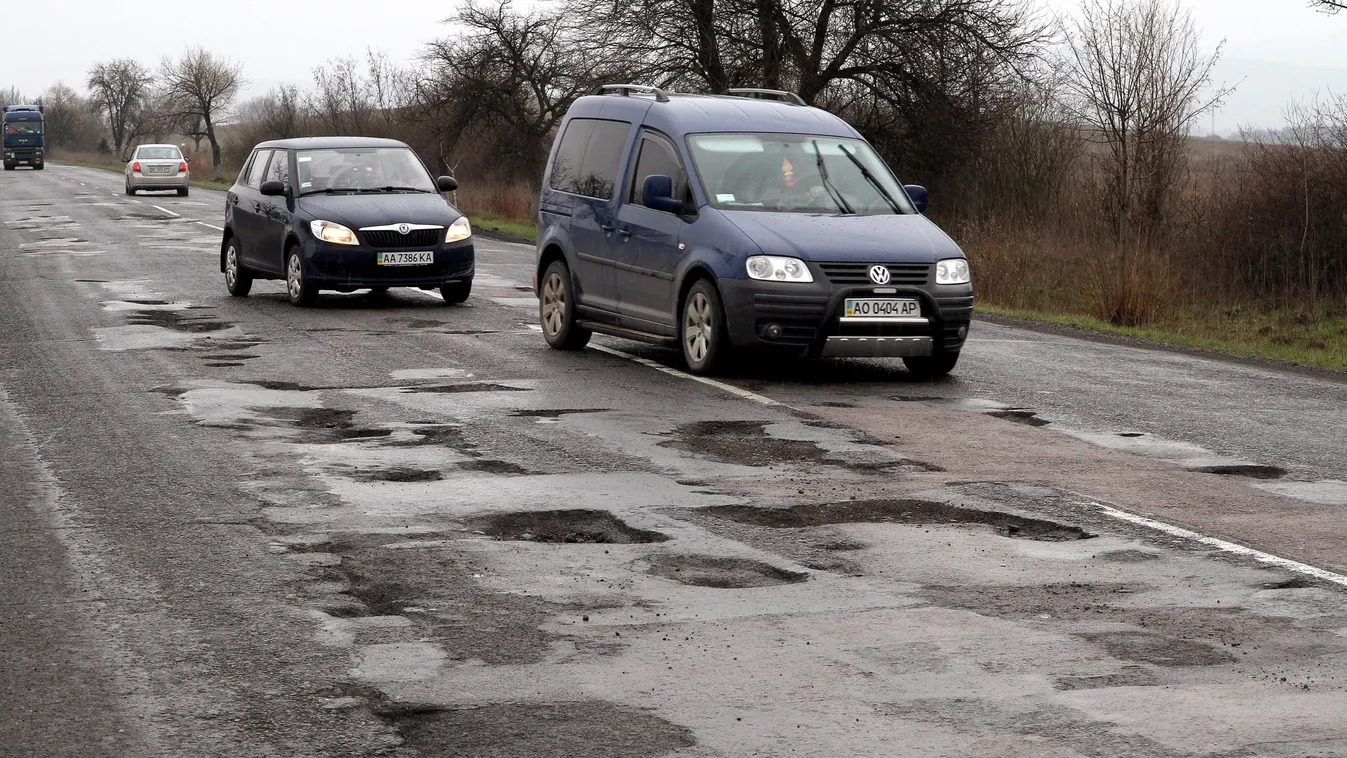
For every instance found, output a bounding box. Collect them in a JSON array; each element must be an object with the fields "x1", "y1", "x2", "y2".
[
  {"x1": 600, "y1": 224, "x2": 614, "y2": 232},
  {"x1": 618, "y1": 229, "x2": 632, "y2": 238}
]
